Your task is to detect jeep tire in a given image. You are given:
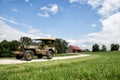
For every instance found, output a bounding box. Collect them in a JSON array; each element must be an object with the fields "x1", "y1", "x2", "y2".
[
  {"x1": 47, "y1": 50, "x2": 53, "y2": 59},
  {"x1": 24, "y1": 50, "x2": 33, "y2": 61},
  {"x1": 16, "y1": 55, "x2": 23, "y2": 59}
]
